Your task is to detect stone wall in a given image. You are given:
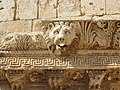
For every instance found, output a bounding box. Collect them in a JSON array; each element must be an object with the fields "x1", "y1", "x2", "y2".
[
  {"x1": 1, "y1": 0, "x2": 120, "y2": 90},
  {"x1": 0, "y1": 0, "x2": 120, "y2": 32}
]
